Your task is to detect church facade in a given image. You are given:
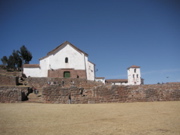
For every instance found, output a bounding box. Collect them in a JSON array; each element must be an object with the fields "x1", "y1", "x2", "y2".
[{"x1": 23, "y1": 41, "x2": 95, "y2": 81}]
